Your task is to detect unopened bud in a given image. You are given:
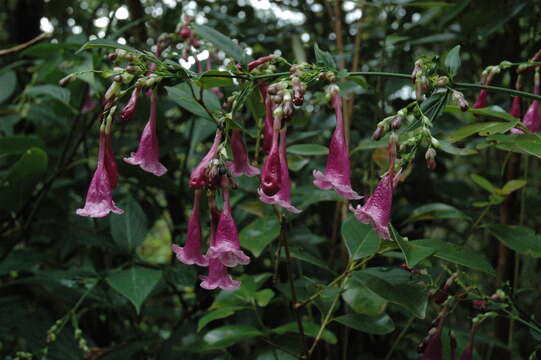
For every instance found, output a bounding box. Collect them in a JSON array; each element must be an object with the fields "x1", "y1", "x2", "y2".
[
  {"x1": 425, "y1": 148, "x2": 437, "y2": 169},
  {"x1": 58, "y1": 74, "x2": 74, "y2": 87},
  {"x1": 104, "y1": 81, "x2": 121, "y2": 103},
  {"x1": 191, "y1": 38, "x2": 201, "y2": 49},
  {"x1": 179, "y1": 25, "x2": 191, "y2": 39},
  {"x1": 107, "y1": 52, "x2": 118, "y2": 62},
  {"x1": 391, "y1": 115, "x2": 402, "y2": 130},
  {"x1": 372, "y1": 126, "x2": 384, "y2": 141},
  {"x1": 472, "y1": 300, "x2": 486, "y2": 310},
  {"x1": 452, "y1": 90, "x2": 469, "y2": 111},
  {"x1": 436, "y1": 76, "x2": 449, "y2": 87}
]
